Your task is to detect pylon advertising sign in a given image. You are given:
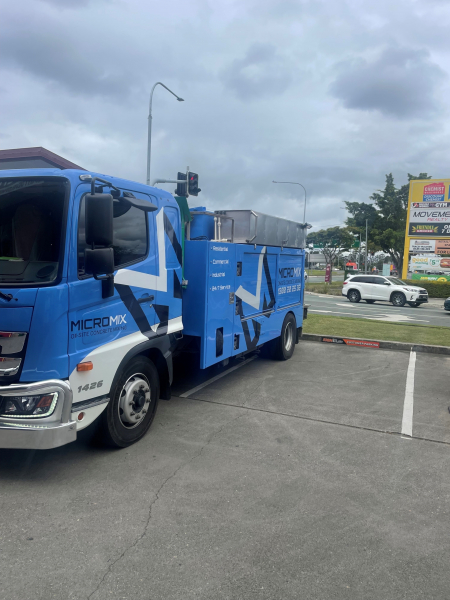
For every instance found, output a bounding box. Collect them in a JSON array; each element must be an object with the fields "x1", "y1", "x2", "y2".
[{"x1": 402, "y1": 179, "x2": 450, "y2": 280}]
